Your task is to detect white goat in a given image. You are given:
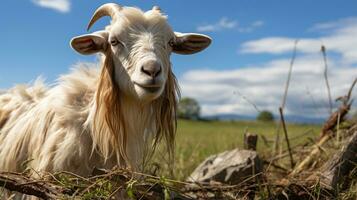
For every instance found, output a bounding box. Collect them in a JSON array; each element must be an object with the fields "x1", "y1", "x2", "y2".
[{"x1": 0, "y1": 3, "x2": 211, "y2": 176}]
